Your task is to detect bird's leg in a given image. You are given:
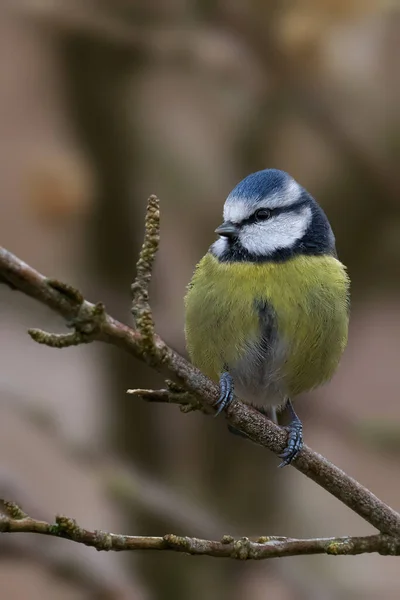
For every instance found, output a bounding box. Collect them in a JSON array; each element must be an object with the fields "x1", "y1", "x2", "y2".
[
  {"x1": 278, "y1": 399, "x2": 303, "y2": 468},
  {"x1": 214, "y1": 370, "x2": 235, "y2": 416}
]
